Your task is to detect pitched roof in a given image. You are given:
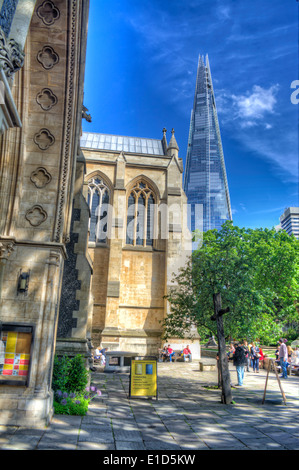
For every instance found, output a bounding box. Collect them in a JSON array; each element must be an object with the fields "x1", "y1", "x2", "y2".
[{"x1": 80, "y1": 132, "x2": 166, "y2": 156}]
